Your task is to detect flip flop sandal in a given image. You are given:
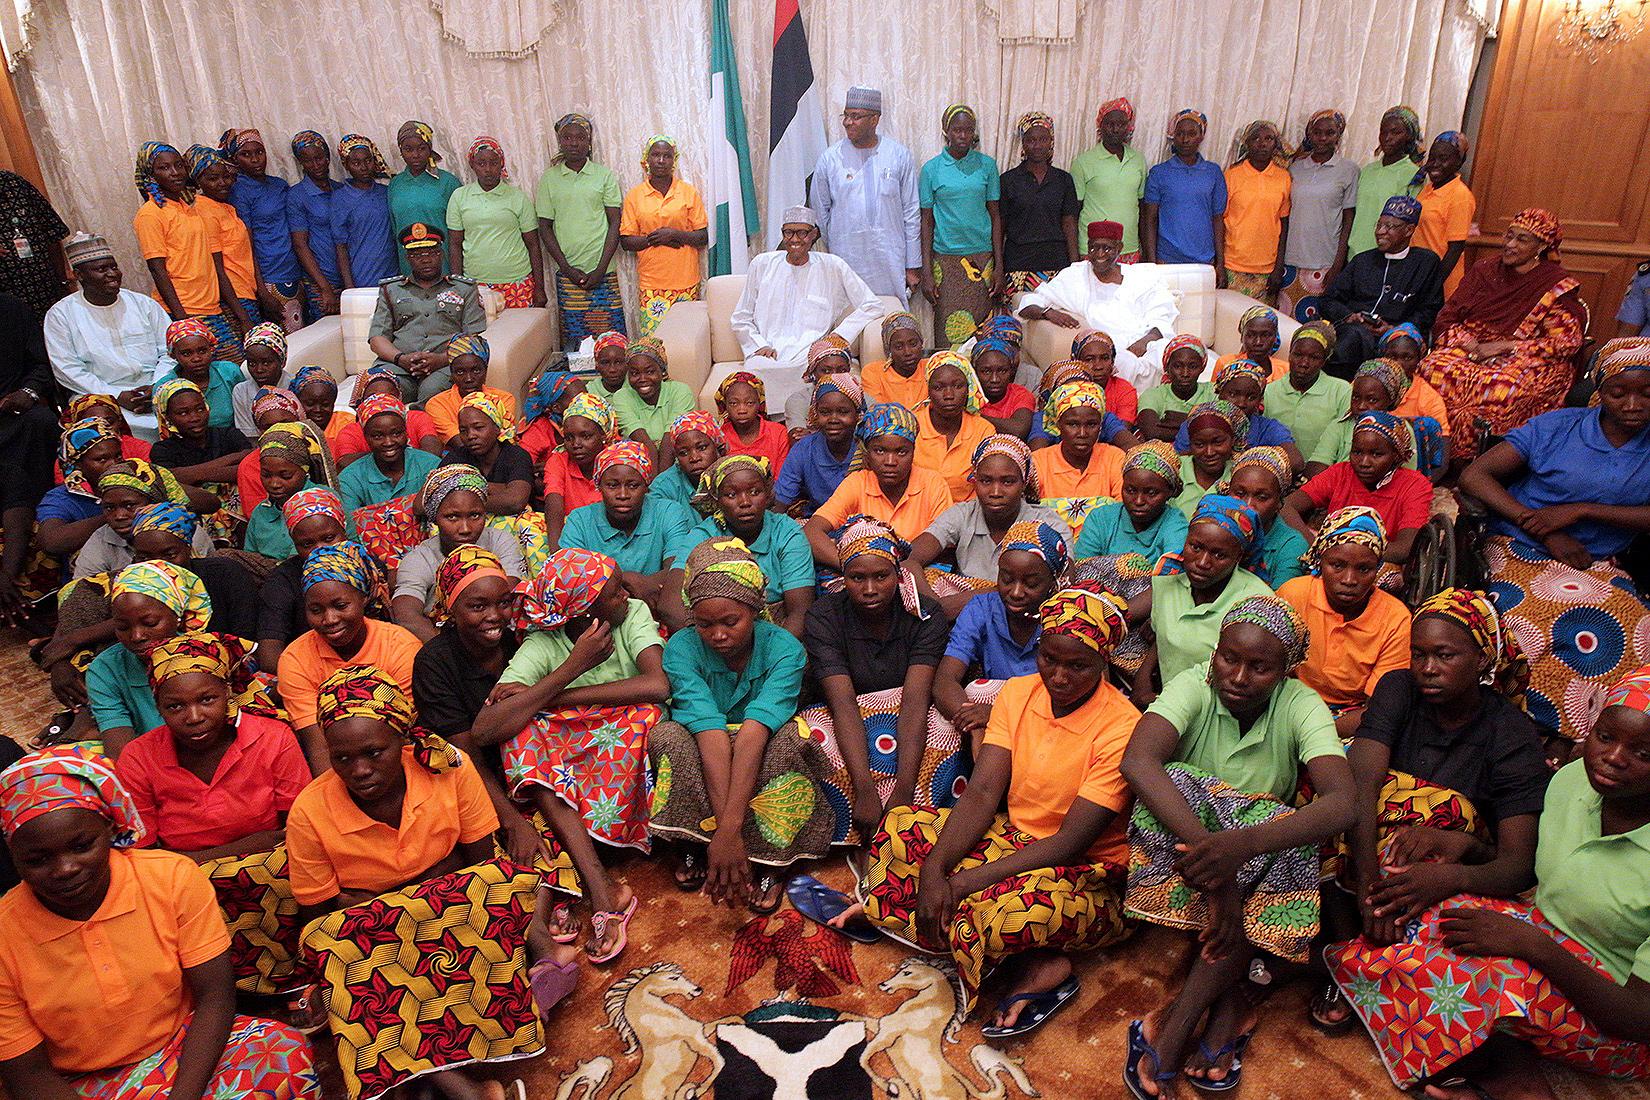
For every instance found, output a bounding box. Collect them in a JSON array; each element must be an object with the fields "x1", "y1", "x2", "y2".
[
  {"x1": 747, "y1": 870, "x2": 786, "y2": 915},
  {"x1": 284, "y1": 984, "x2": 330, "y2": 1035},
  {"x1": 528, "y1": 957, "x2": 579, "y2": 1017},
  {"x1": 786, "y1": 874, "x2": 880, "y2": 944},
  {"x1": 586, "y1": 894, "x2": 638, "y2": 965},
  {"x1": 674, "y1": 848, "x2": 706, "y2": 892},
  {"x1": 1124, "y1": 1018, "x2": 1179, "y2": 1100},
  {"x1": 1187, "y1": 1030, "x2": 1252, "y2": 1093},
  {"x1": 1308, "y1": 980, "x2": 1357, "y2": 1036},
  {"x1": 980, "y1": 975, "x2": 1079, "y2": 1040},
  {"x1": 29, "y1": 709, "x2": 78, "y2": 750},
  {"x1": 547, "y1": 902, "x2": 580, "y2": 945}
]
